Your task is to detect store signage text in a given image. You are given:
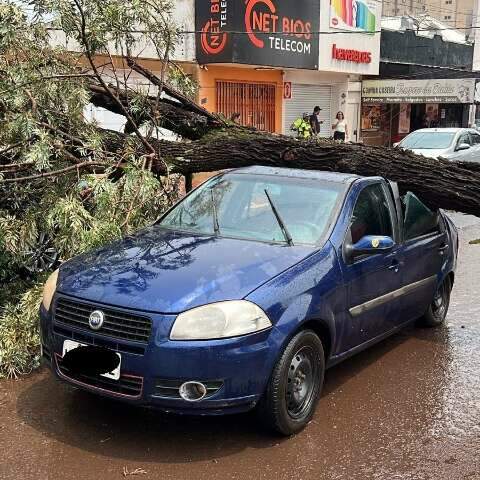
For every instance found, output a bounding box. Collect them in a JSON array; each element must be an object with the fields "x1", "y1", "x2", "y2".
[
  {"x1": 245, "y1": 0, "x2": 312, "y2": 54},
  {"x1": 200, "y1": 0, "x2": 229, "y2": 55},
  {"x1": 195, "y1": 0, "x2": 320, "y2": 69},
  {"x1": 332, "y1": 44, "x2": 371, "y2": 63},
  {"x1": 362, "y1": 78, "x2": 475, "y2": 104}
]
